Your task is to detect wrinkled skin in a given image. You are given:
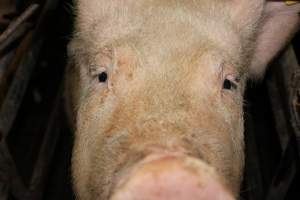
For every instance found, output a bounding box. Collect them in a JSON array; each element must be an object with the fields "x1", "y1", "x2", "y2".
[{"x1": 65, "y1": 0, "x2": 300, "y2": 199}]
